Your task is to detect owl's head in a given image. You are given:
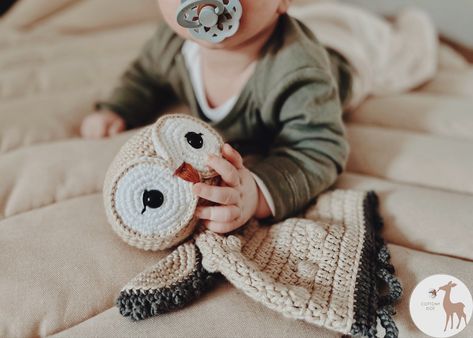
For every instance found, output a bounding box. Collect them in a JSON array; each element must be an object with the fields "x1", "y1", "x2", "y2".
[{"x1": 103, "y1": 114, "x2": 224, "y2": 251}]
